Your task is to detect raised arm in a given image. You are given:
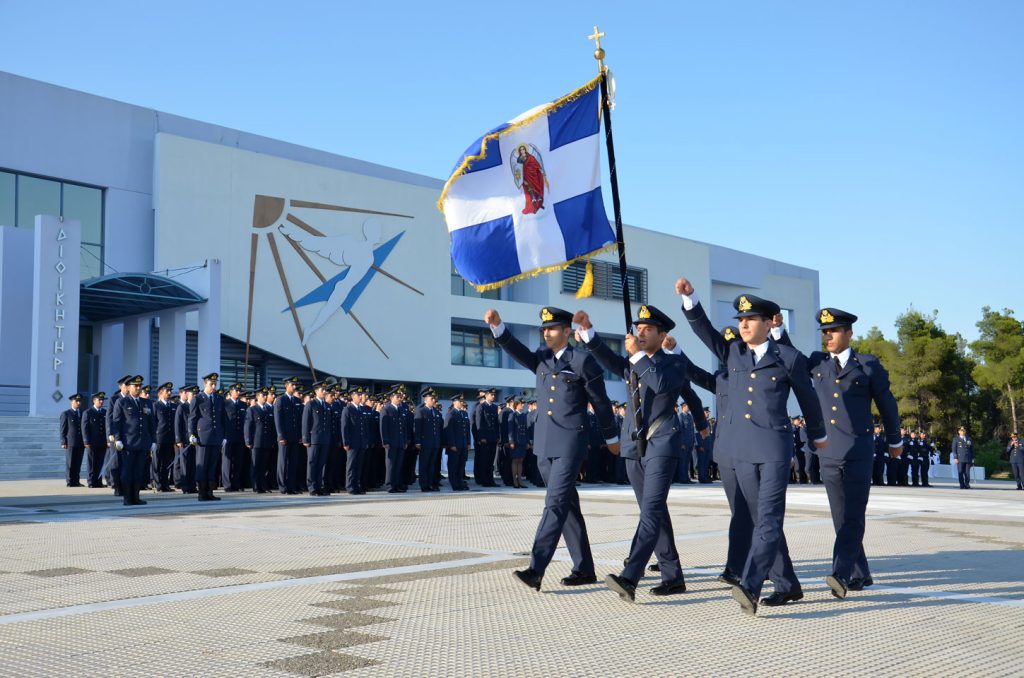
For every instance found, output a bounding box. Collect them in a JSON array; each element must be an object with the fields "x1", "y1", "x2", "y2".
[
  {"x1": 676, "y1": 277, "x2": 730, "y2": 364},
  {"x1": 486, "y1": 309, "x2": 539, "y2": 373}
]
